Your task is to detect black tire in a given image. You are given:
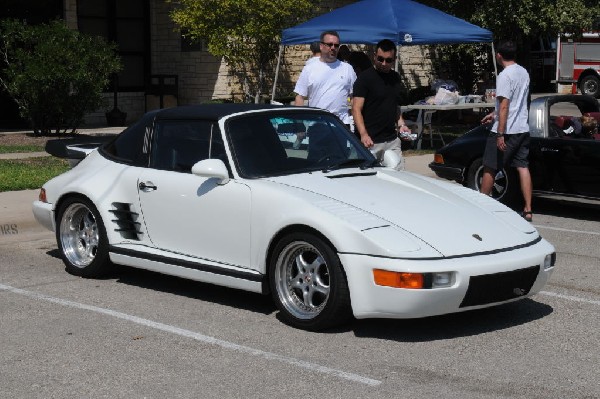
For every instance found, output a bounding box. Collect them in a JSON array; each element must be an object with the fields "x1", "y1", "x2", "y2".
[
  {"x1": 580, "y1": 75, "x2": 600, "y2": 98},
  {"x1": 55, "y1": 196, "x2": 113, "y2": 278},
  {"x1": 466, "y1": 158, "x2": 519, "y2": 206},
  {"x1": 269, "y1": 232, "x2": 352, "y2": 331}
]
